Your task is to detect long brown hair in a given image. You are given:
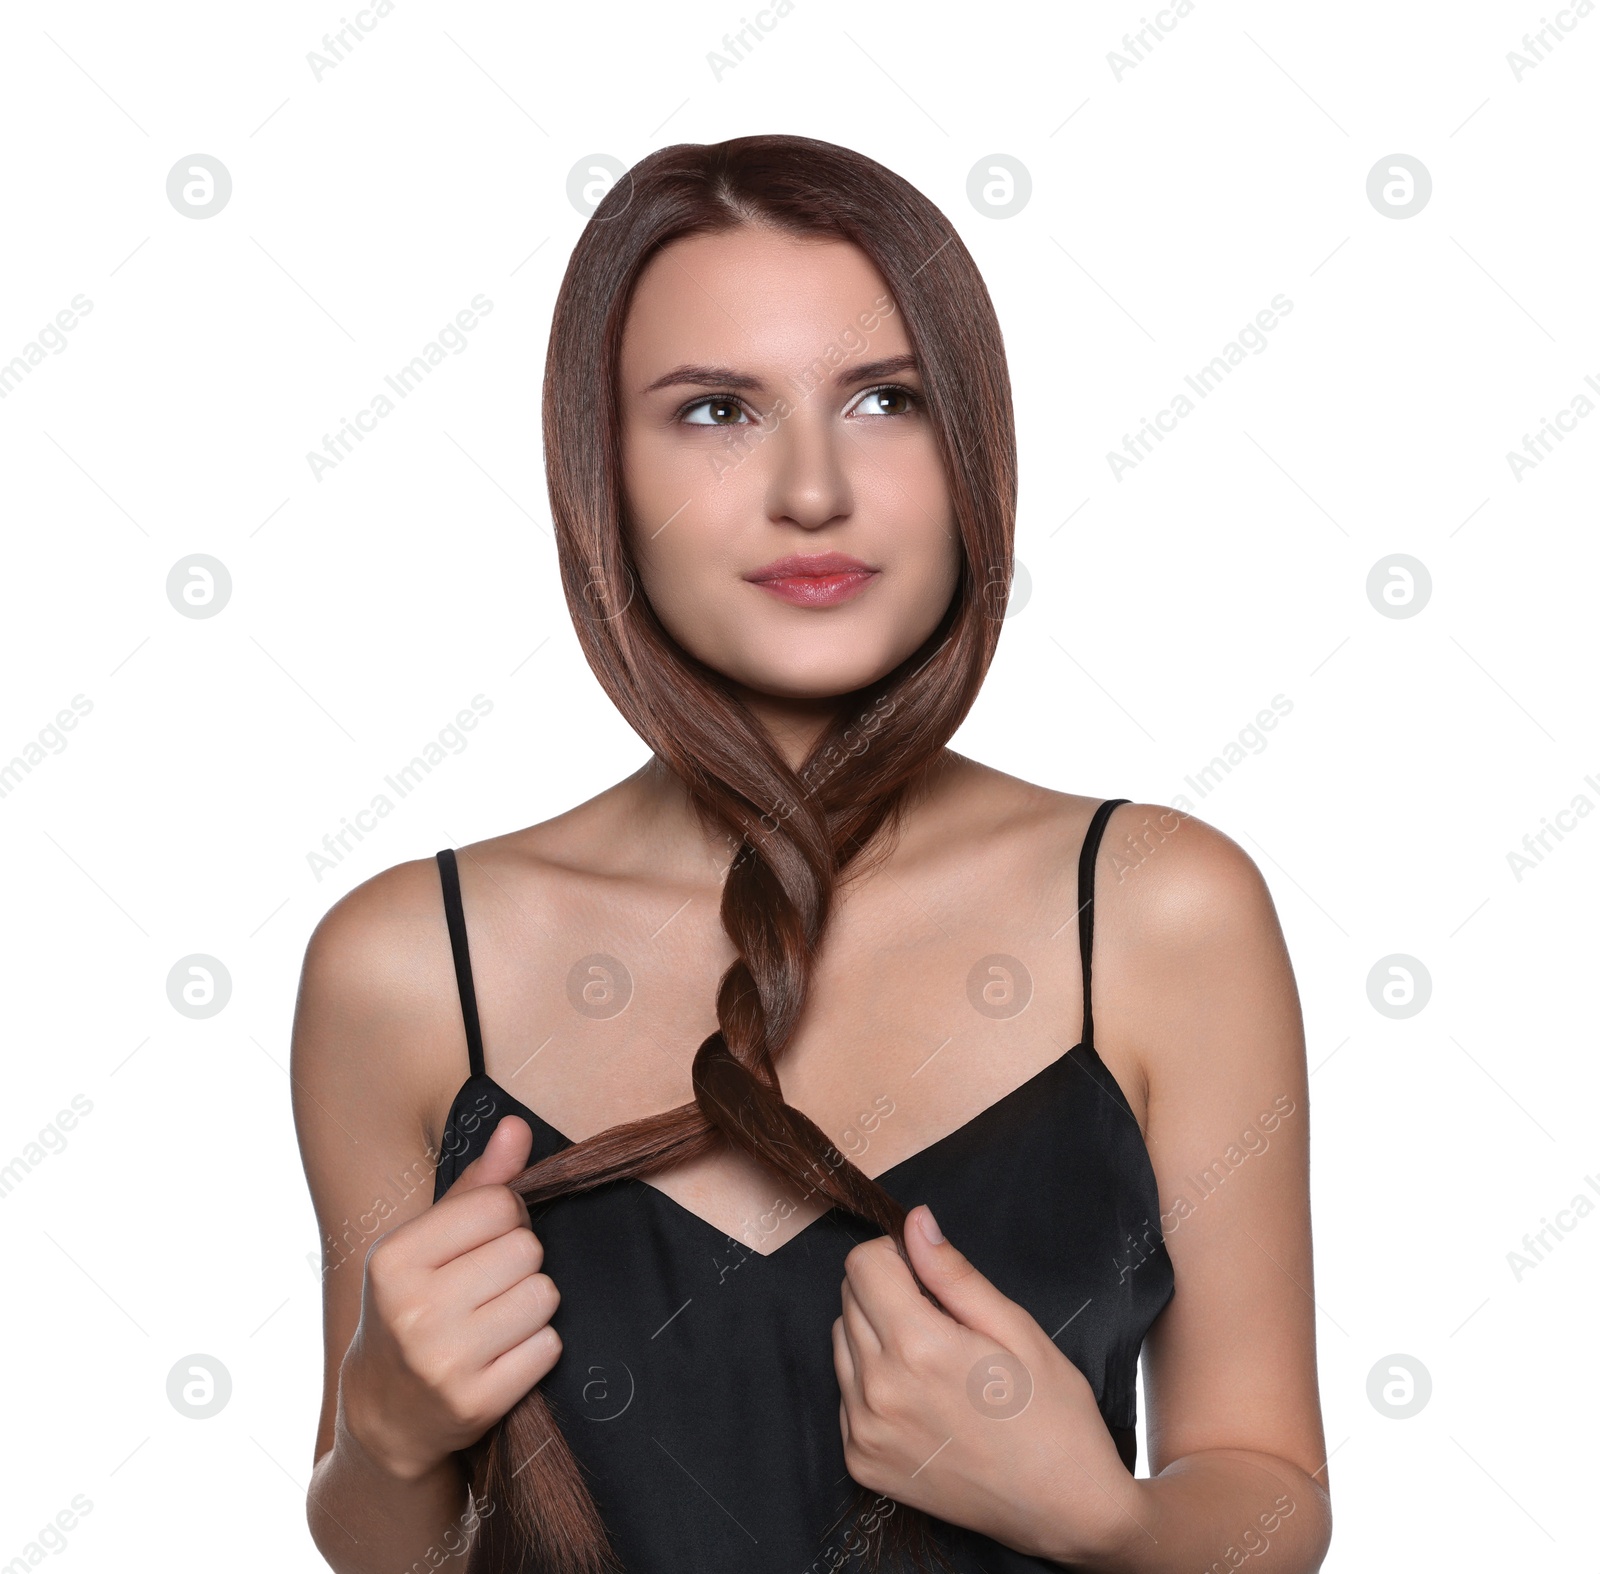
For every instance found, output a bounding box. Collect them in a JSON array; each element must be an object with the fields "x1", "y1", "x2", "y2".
[{"x1": 464, "y1": 133, "x2": 1017, "y2": 1574}]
